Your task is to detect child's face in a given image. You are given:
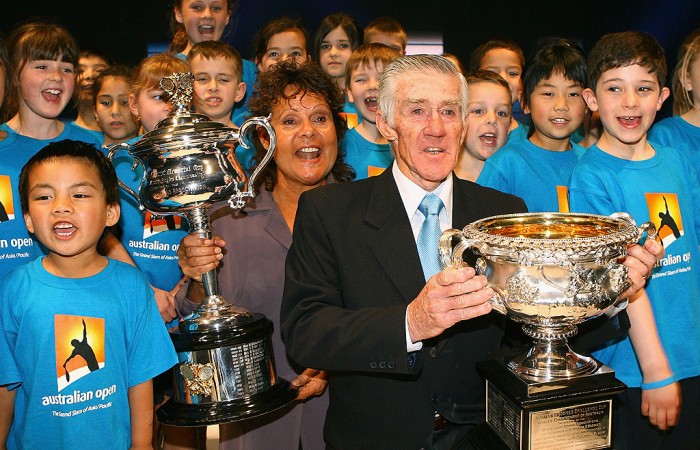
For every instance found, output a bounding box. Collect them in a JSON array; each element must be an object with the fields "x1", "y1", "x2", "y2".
[
  {"x1": 525, "y1": 71, "x2": 586, "y2": 150},
  {"x1": 583, "y1": 64, "x2": 670, "y2": 149},
  {"x1": 347, "y1": 61, "x2": 383, "y2": 124},
  {"x1": 77, "y1": 55, "x2": 109, "y2": 101},
  {"x1": 479, "y1": 48, "x2": 523, "y2": 105},
  {"x1": 18, "y1": 59, "x2": 75, "y2": 120},
  {"x1": 257, "y1": 30, "x2": 308, "y2": 72},
  {"x1": 95, "y1": 76, "x2": 139, "y2": 144},
  {"x1": 319, "y1": 27, "x2": 353, "y2": 80},
  {"x1": 190, "y1": 55, "x2": 245, "y2": 123},
  {"x1": 365, "y1": 31, "x2": 404, "y2": 54},
  {"x1": 464, "y1": 81, "x2": 511, "y2": 161},
  {"x1": 129, "y1": 87, "x2": 173, "y2": 133},
  {"x1": 175, "y1": 0, "x2": 230, "y2": 49},
  {"x1": 24, "y1": 158, "x2": 118, "y2": 263}
]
